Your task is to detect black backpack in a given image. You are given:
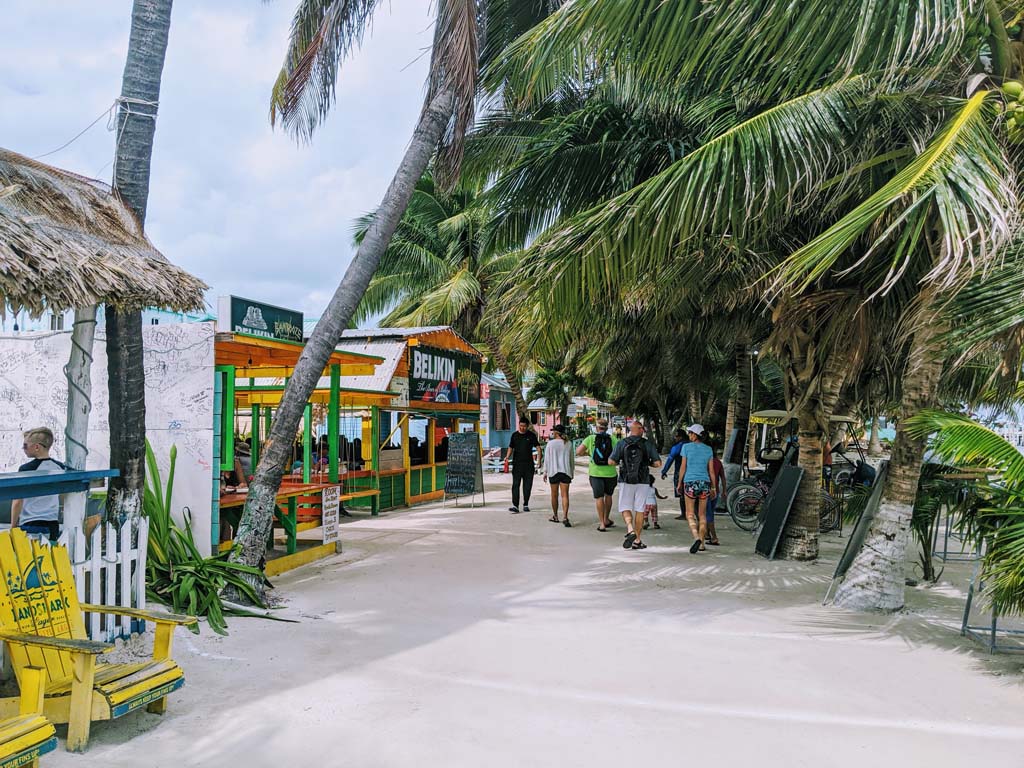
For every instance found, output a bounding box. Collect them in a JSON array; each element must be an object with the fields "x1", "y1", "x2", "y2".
[
  {"x1": 592, "y1": 433, "x2": 613, "y2": 465},
  {"x1": 620, "y1": 436, "x2": 648, "y2": 484}
]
